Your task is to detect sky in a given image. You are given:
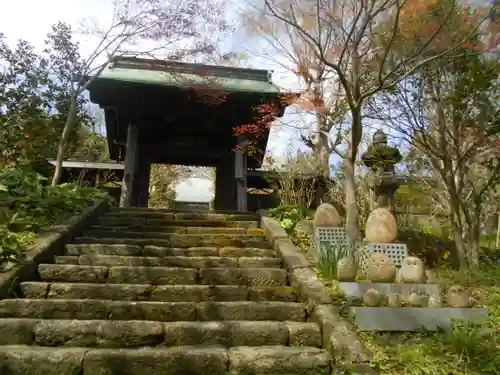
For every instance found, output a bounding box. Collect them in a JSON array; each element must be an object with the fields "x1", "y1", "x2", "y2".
[{"x1": 0, "y1": 0, "x2": 384, "y2": 201}]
